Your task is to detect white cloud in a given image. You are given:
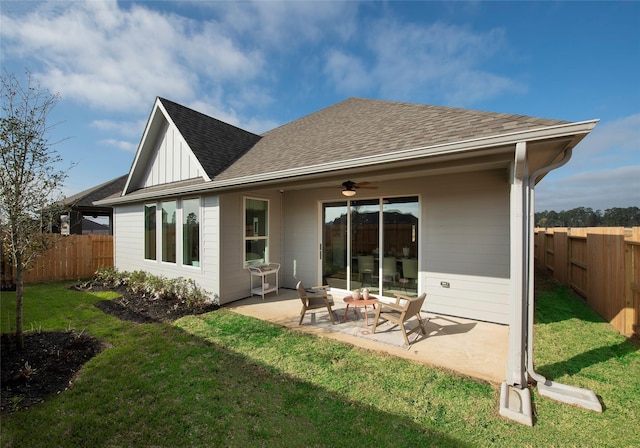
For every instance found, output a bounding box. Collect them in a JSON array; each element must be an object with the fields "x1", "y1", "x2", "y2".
[
  {"x1": 100, "y1": 138, "x2": 137, "y2": 152},
  {"x1": 0, "y1": 1, "x2": 261, "y2": 113},
  {"x1": 321, "y1": 18, "x2": 525, "y2": 106},
  {"x1": 536, "y1": 165, "x2": 640, "y2": 211},
  {"x1": 442, "y1": 70, "x2": 527, "y2": 106},
  {"x1": 567, "y1": 114, "x2": 640, "y2": 169},
  {"x1": 91, "y1": 119, "x2": 146, "y2": 138},
  {"x1": 185, "y1": 99, "x2": 278, "y2": 135},
  {"x1": 207, "y1": 1, "x2": 359, "y2": 46},
  {"x1": 323, "y1": 49, "x2": 375, "y2": 95}
]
